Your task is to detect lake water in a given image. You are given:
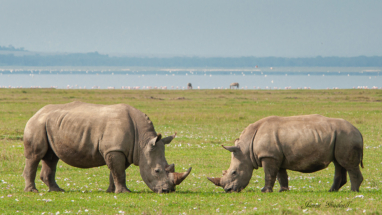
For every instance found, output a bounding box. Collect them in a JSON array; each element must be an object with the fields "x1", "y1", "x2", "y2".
[{"x1": 0, "y1": 67, "x2": 381, "y2": 89}]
